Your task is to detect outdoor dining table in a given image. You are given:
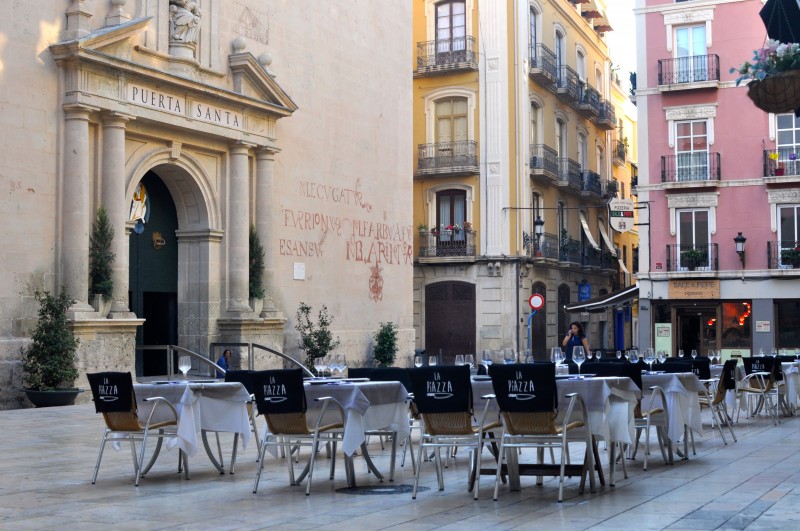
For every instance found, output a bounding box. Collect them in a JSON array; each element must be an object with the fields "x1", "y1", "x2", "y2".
[
  {"x1": 710, "y1": 361, "x2": 800, "y2": 413},
  {"x1": 470, "y1": 375, "x2": 641, "y2": 488},
  {"x1": 134, "y1": 381, "x2": 252, "y2": 474},
  {"x1": 641, "y1": 372, "x2": 705, "y2": 456}
]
